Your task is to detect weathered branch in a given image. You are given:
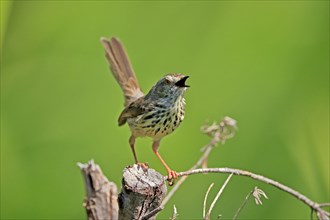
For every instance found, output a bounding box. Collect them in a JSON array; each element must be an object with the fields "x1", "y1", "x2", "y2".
[
  {"x1": 78, "y1": 160, "x2": 119, "y2": 220},
  {"x1": 174, "y1": 168, "x2": 330, "y2": 219}
]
